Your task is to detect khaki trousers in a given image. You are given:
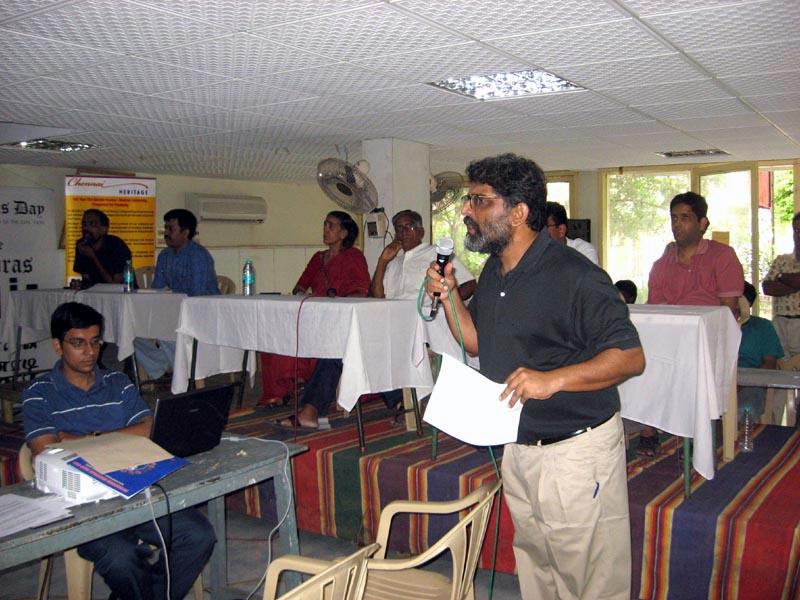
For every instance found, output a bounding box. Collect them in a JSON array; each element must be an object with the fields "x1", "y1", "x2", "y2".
[{"x1": 502, "y1": 413, "x2": 630, "y2": 600}]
